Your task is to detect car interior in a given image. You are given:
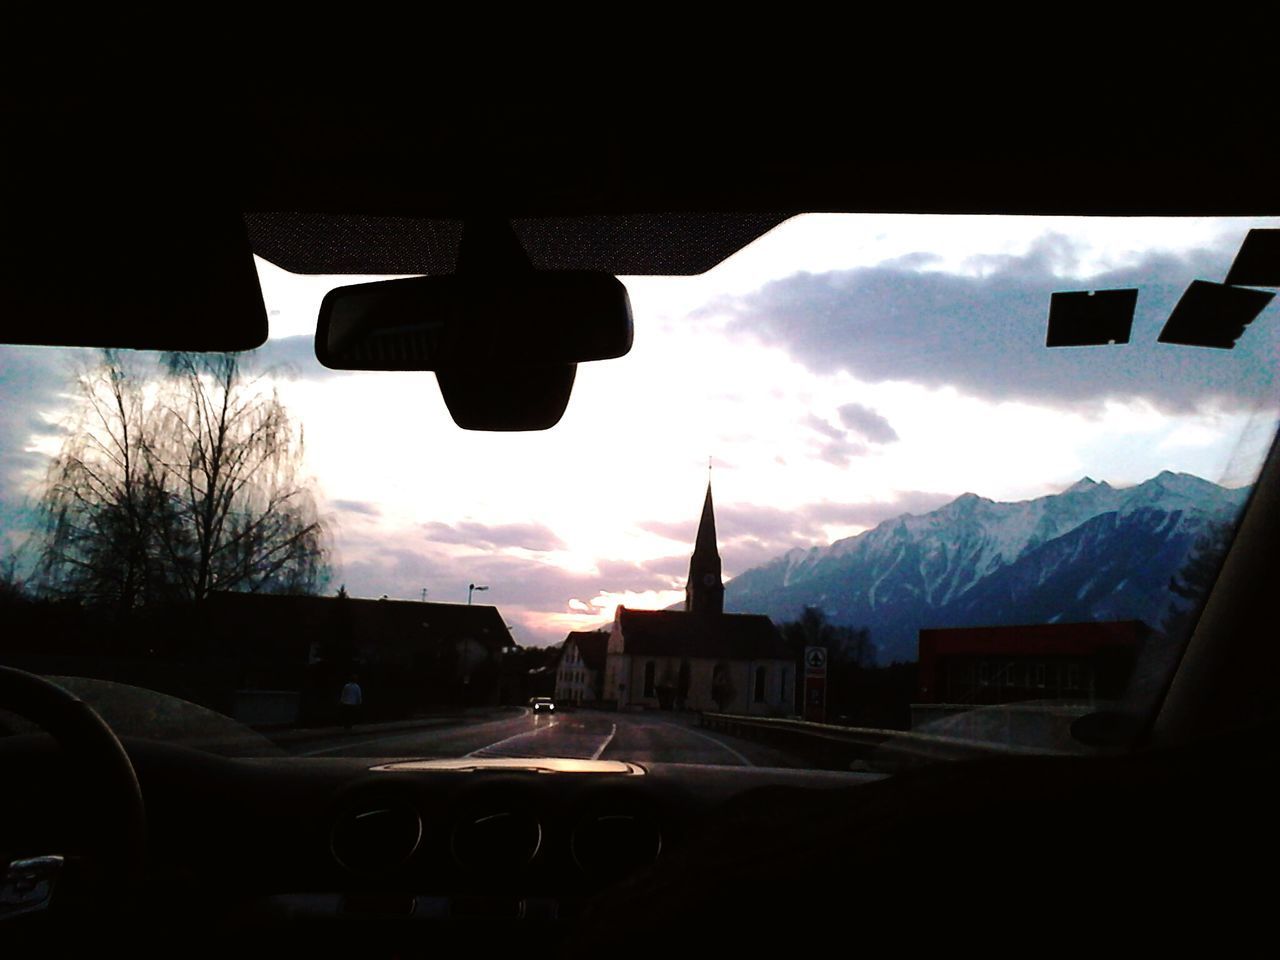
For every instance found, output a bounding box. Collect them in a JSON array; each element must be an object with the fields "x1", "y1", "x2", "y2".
[{"x1": 1, "y1": 87, "x2": 1278, "y2": 956}]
